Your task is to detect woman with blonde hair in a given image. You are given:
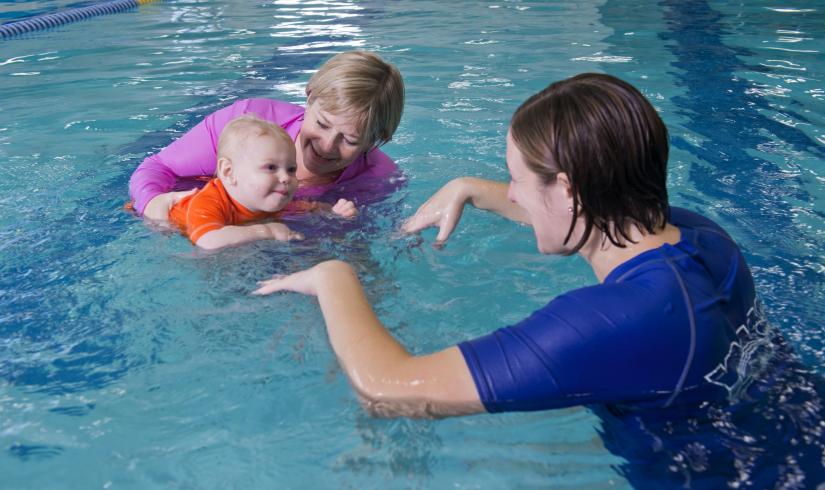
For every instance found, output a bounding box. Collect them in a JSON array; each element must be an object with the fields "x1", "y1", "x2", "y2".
[{"x1": 129, "y1": 50, "x2": 405, "y2": 219}]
